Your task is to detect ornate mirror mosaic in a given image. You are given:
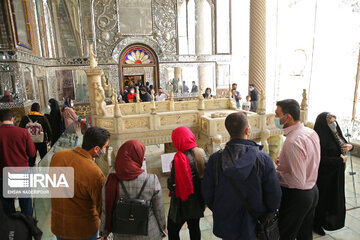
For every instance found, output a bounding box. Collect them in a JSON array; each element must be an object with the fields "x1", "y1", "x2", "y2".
[{"x1": 10, "y1": 0, "x2": 32, "y2": 50}]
